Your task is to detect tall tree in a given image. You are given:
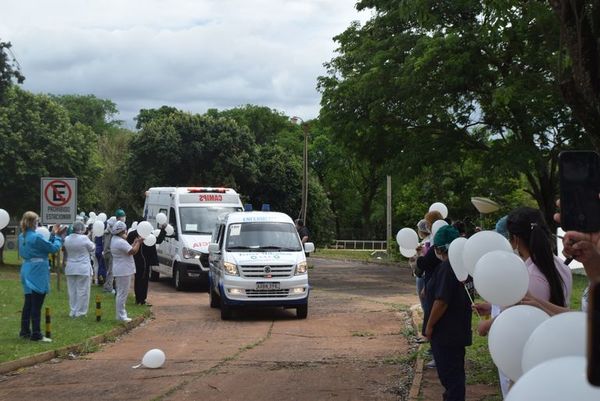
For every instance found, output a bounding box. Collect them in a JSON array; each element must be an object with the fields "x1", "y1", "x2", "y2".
[
  {"x1": 0, "y1": 87, "x2": 100, "y2": 216},
  {"x1": 319, "y1": 0, "x2": 591, "y2": 227},
  {"x1": 0, "y1": 39, "x2": 24, "y2": 104},
  {"x1": 126, "y1": 111, "x2": 258, "y2": 213},
  {"x1": 51, "y1": 94, "x2": 121, "y2": 135},
  {"x1": 547, "y1": 0, "x2": 600, "y2": 147}
]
